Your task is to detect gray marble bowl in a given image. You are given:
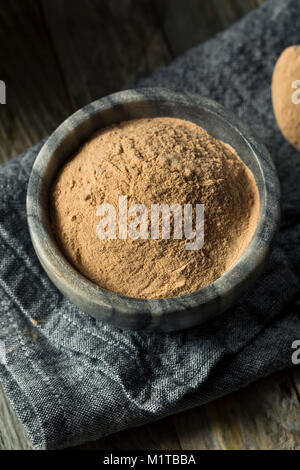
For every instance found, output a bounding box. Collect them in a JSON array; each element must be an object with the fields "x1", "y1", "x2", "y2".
[{"x1": 27, "y1": 88, "x2": 280, "y2": 332}]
